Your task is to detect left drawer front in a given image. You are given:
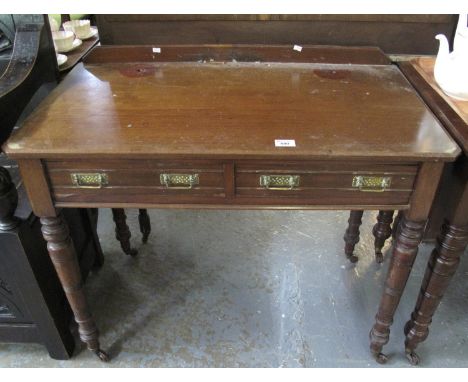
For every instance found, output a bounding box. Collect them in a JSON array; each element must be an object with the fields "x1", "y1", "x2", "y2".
[{"x1": 45, "y1": 160, "x2": 226, "y2": 204}]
